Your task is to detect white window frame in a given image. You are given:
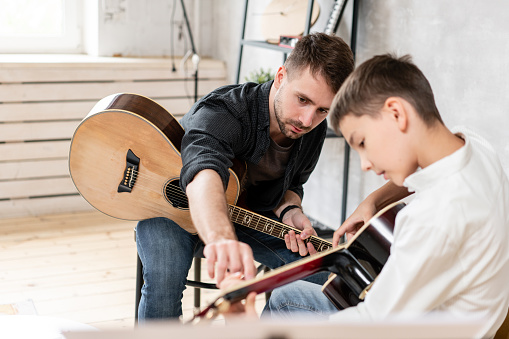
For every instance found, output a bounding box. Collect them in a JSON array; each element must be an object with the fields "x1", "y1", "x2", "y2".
[{"x1": 0, "y1": 0, "x2": 83, "y2": 54}]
